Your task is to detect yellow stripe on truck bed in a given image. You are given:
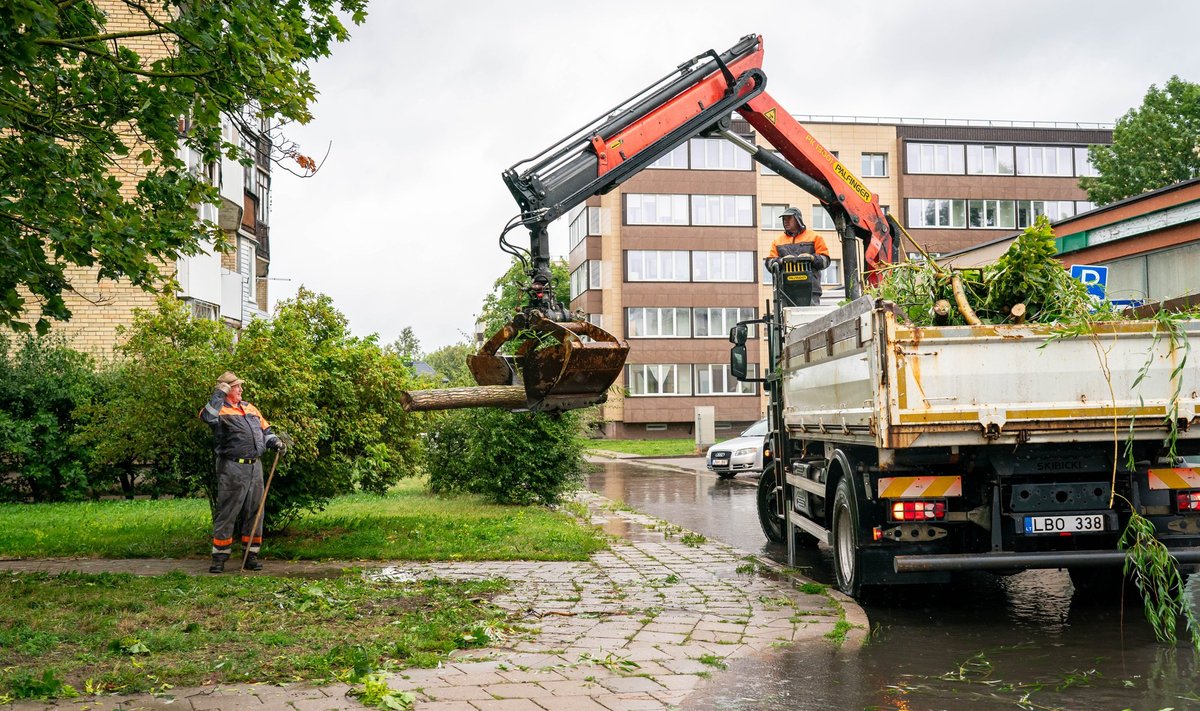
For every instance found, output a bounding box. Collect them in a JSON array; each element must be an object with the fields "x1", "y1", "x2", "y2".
[
  {"x1": 1148, "y1": 468, "x2": 1200, "y2": 490},
  {"x1": 878, "y1": 476, "x2": 962, "y2": 499}
]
